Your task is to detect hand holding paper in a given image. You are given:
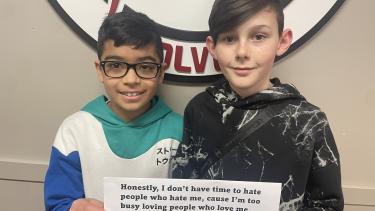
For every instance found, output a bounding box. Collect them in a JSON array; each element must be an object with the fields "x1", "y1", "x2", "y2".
[{"x1": 104, "y1": 178, "x2": 281, "y2": 211}]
